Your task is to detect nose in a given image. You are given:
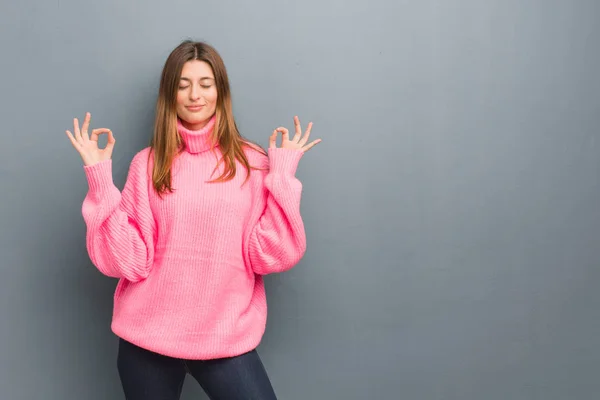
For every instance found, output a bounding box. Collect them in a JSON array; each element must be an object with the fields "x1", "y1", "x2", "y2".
[{"x1": 190, "y1": 84, "x2": 201, "y2": 101}]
